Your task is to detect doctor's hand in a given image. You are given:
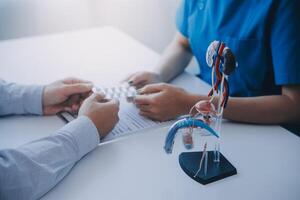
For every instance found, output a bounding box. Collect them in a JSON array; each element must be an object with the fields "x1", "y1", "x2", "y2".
[
  {"x1": 79, "y1": 93, "x2": 119, "y2": 138},
  {"x1": 123, "y1": 71, "x2": 162, "y2": 89},
  {"x1": 43, "y1": 77, "x2": 93, "y2": 115},
  {"x1": 134, "y1": 83, "x2": 192, "y2": 121}
]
